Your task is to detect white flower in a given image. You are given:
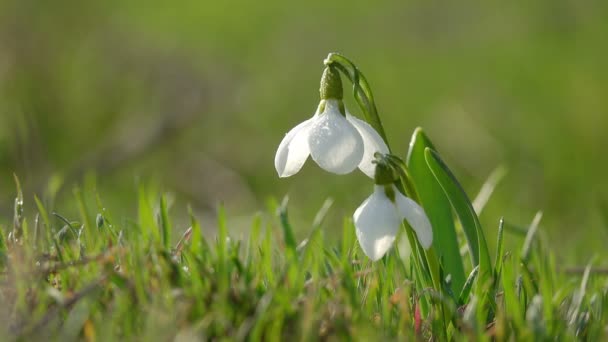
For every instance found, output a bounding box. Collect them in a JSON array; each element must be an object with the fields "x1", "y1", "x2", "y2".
[
  {"x1": 274, "y1": 99, "x2": 388, "y2": 178},
  {"x1": 353, "y1": 184, "x2": 433, "y2": 261}
]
